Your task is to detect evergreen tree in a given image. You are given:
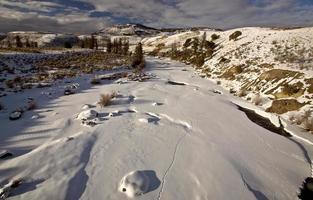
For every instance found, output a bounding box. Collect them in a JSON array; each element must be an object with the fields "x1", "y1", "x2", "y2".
[
  {"x1": 31, "y1": 42, "x2": 38, "y2": 48},
  {"x1": 112, "y1": 39, "x2": 118, "y2": 53},
  {"x1": 200, "y1": 32, "x2": 206, "y2": 52},
  {"x1": 106, "y1": 39, "x2": 112, "y2": 53},
  {"x1": 25, "y1": 39, "x2": 31, "y2": 48},
  {"x1": 117, "y1": 38, "x2": 122, "y2": 54},
  {"x1": 15, "y1": 35, "x2": 23, "y2": 48},
  {"x1": 80, "y1": 39, "x2": 85, "y2": 48},
  {"x1": 192, "y1": 38, "x2": 199, "y2": 53},
  {"x1": 122, "y1": 39, "x2": 129, "y2": 55},
  {"x1": 90, "y1": 35, "x2": 96, "y2": 49},
  {"x1": 131, "y1": 42, "x2": 144, "y2": 69}
]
